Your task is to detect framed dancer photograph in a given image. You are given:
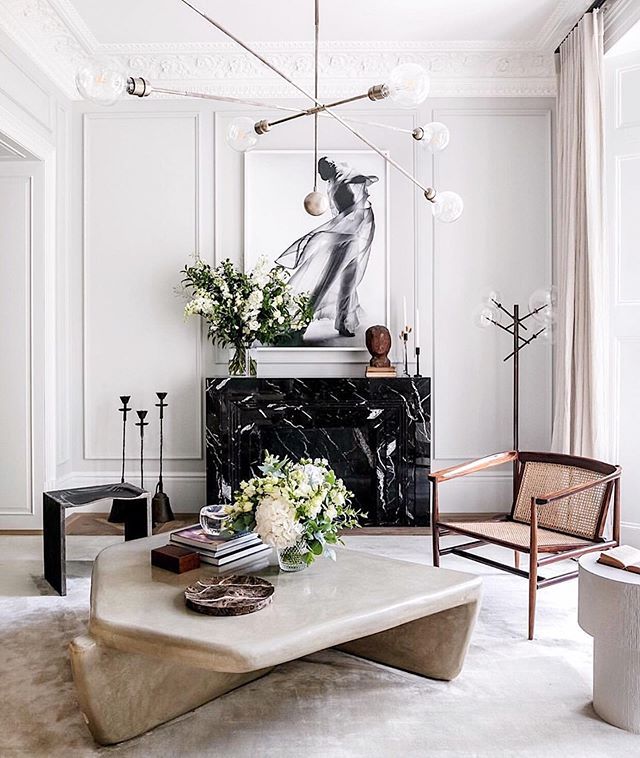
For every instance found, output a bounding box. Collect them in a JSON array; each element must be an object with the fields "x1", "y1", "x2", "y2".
[{"x1": 244, "y1": 149, "x2": 390, "y2": 349}]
